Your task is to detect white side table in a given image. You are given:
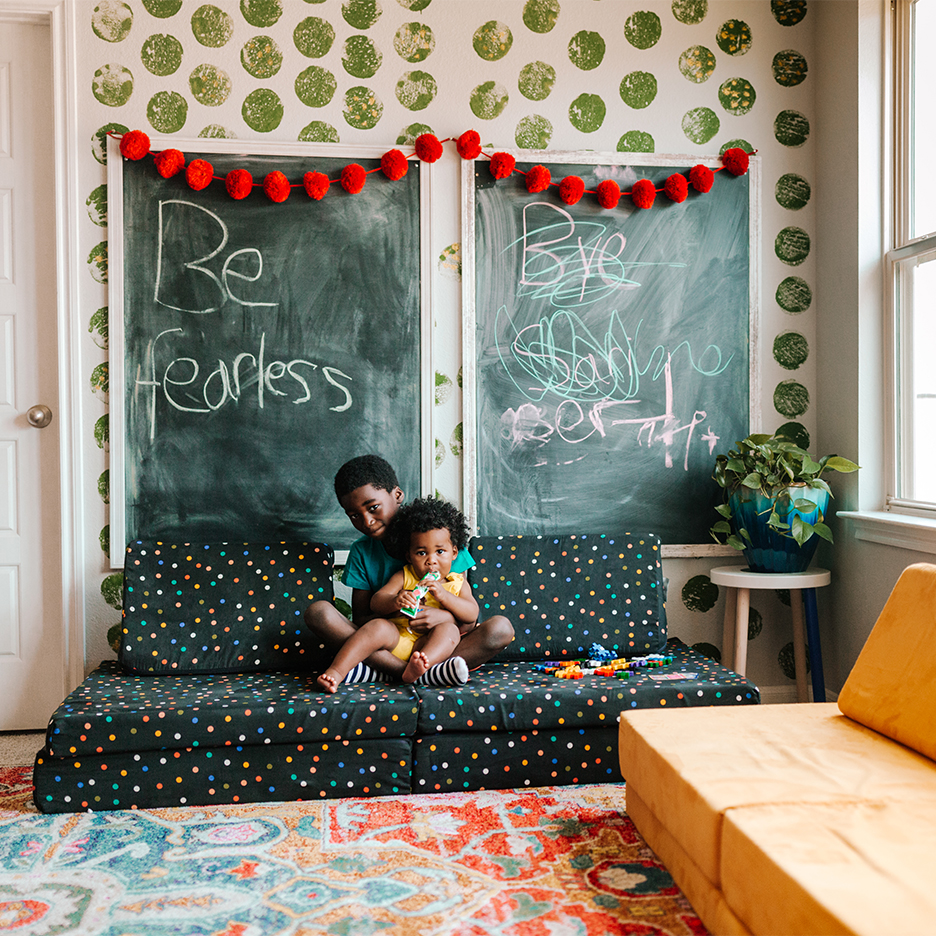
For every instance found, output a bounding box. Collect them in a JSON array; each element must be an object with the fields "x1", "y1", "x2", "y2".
[{"x1": 709, "y1": 566, "x2": 831, "y2": 703}]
